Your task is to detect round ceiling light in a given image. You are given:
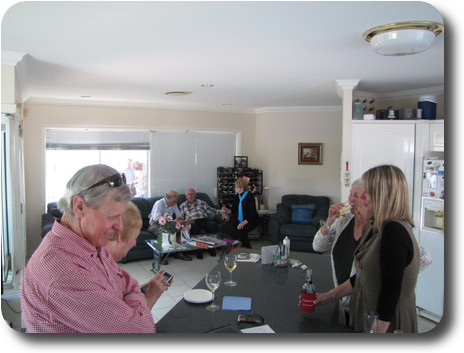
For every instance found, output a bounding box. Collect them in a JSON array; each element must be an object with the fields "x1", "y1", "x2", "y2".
[{"x1": 363, "y1": 21, "x2": 444, "y2": 56}]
